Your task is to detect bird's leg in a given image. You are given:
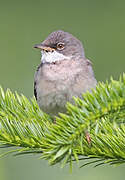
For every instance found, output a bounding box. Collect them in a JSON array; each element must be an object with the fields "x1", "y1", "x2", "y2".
[
  {"x1": 85, "y1": 131, "x2": 91, "y2": 145},
  {"x1": 53, "y1": 118, "x2": 56, "y2": 124}
]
